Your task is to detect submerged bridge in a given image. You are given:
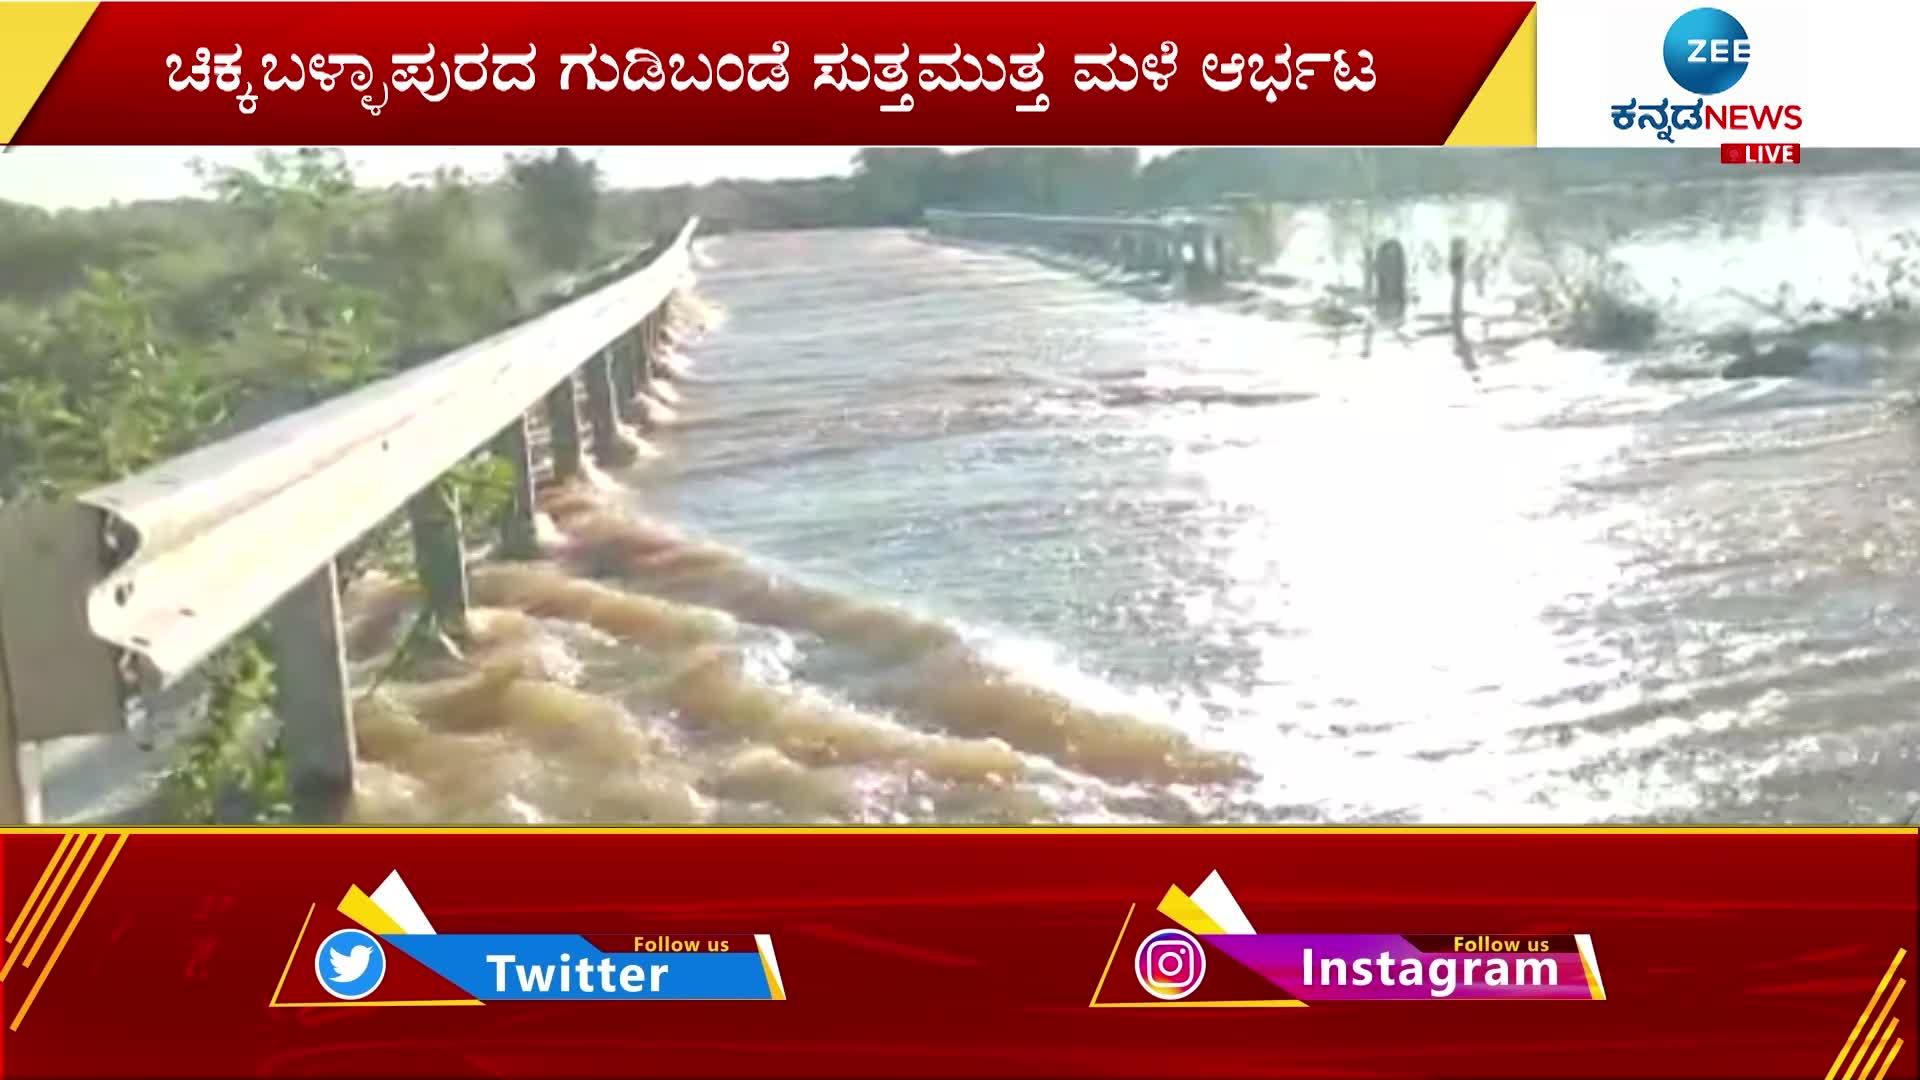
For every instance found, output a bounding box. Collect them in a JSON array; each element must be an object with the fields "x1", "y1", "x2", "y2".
[
  {"x1": 924, "y1": 208, "x2": 1253, "y2": 286},
  {"x1": 0, "y1": 220, "x2": 702, "y2": 823}
]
